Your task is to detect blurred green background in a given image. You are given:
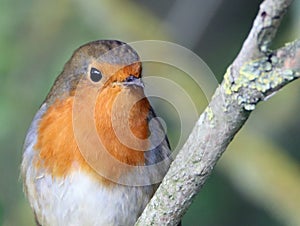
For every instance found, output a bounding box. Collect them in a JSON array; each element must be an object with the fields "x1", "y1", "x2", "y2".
[{"x1": 1, "y1": 0, "x2": 300, "y2": 225}]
